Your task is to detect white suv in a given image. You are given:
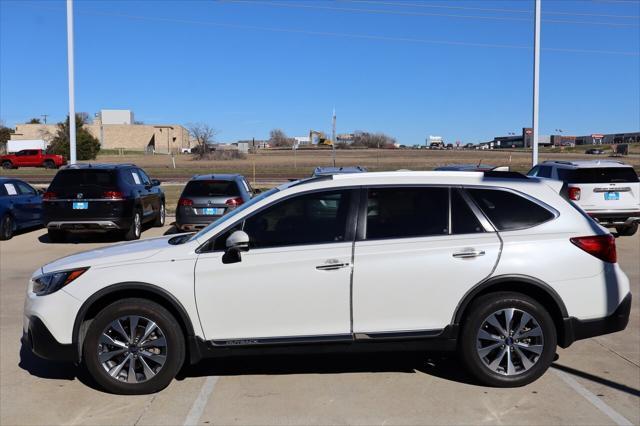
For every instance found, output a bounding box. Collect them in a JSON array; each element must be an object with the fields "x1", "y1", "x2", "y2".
[
  {"x1": 528, "y1": 160, "x2": 640, "y2": 236},
  {"x1": 22, "y1": 171, "x2": 632, "y2": 394}
]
